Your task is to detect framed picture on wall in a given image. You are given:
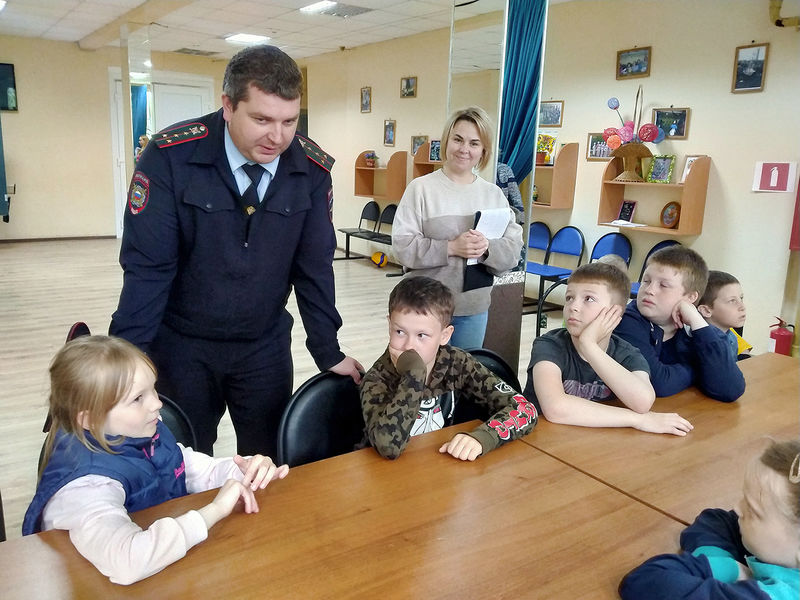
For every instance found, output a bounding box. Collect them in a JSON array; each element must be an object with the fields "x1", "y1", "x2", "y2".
[
  {"x1": 384, "y1": 119, "x2": 396, "y2": 146},
  {"x1": 652, "y1": 107, "x2": 690, "y2": 140},
  {"x1": 360, "y1": 86, "x2": 371, "y2": 113},
  {"x1": 617, "y1": 200, "x2": 637, "y2": 222},
  {"x1": 0, "y1": 63, "x2": 18, "y2": 111},
  {"x1": 400, "y1": 76, "x2": 417, "y2": 98},
  {"x1": 616, "y1": 46, "x2": 651, "y2": 80},
  {"x1": 731, "y1": 43, "x2": 769, "y2": 93},
  {"x1": 586, "y1": 132, "x2": 612, "y2": 161},
  {"x1": 429, "y1": 139, "x2": 441, "y2": 162},
  {"x1": 647, "y1": 155, "x2": 676, "y2": 183},
  {"x1": 411, "y1": 135, "x2": 428, "y2": 156},
  {"x1": 538, "y1": 100, "x2": 564, "y2": 127},
  {"x1": 679, "y1": 155, "x2": 704, "y2": 183}
]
